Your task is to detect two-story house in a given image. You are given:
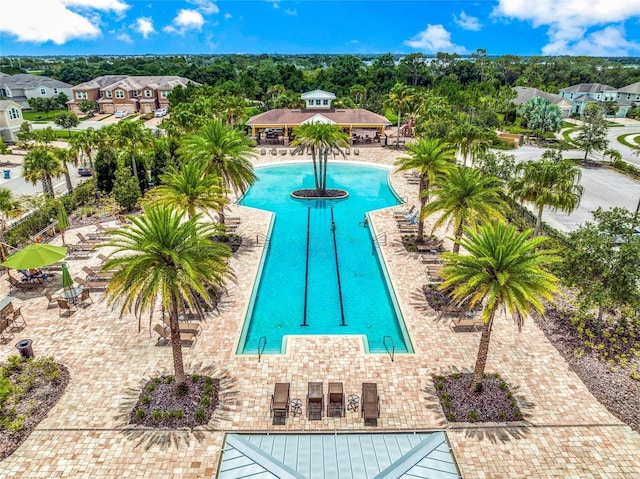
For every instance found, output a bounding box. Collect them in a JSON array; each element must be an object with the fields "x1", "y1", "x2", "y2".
[
  {"x1": 0, "y1": 73, "x2": 73, "y2": 109},
  {"x1": 67, "y1": 75, "x2": 197, "y2": 115},
  {"x1": 559, "y1": 82, "x2": 640, "y2": 117},
  {"x1": 0, "y1": 100, "x2": 23, "y2": 142}
]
